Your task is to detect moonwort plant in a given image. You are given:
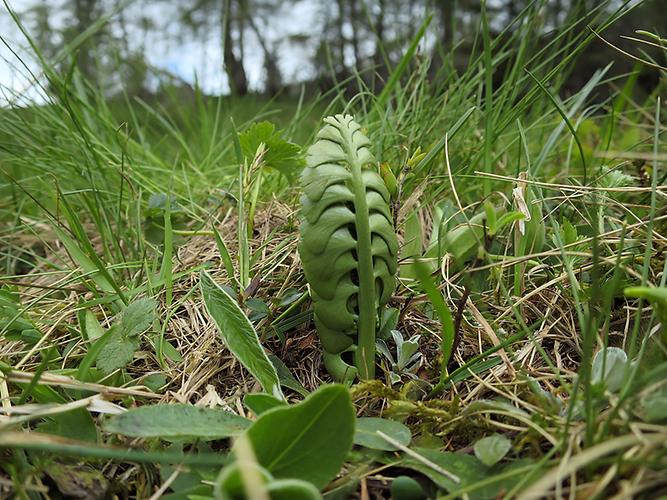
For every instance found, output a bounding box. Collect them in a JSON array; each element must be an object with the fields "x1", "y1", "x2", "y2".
[{"x1": 299, "y1": 115, "x2": 398, "y2": 381}]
